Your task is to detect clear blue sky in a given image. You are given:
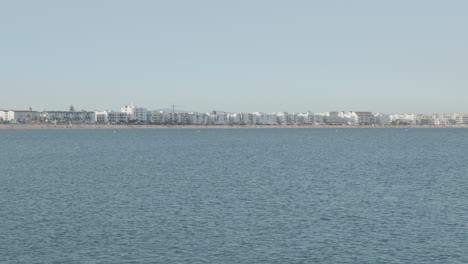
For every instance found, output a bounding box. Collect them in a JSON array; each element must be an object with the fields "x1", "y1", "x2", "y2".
[{"x1": 1, "y1": 0, "x2": 467, "y2": 113}]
